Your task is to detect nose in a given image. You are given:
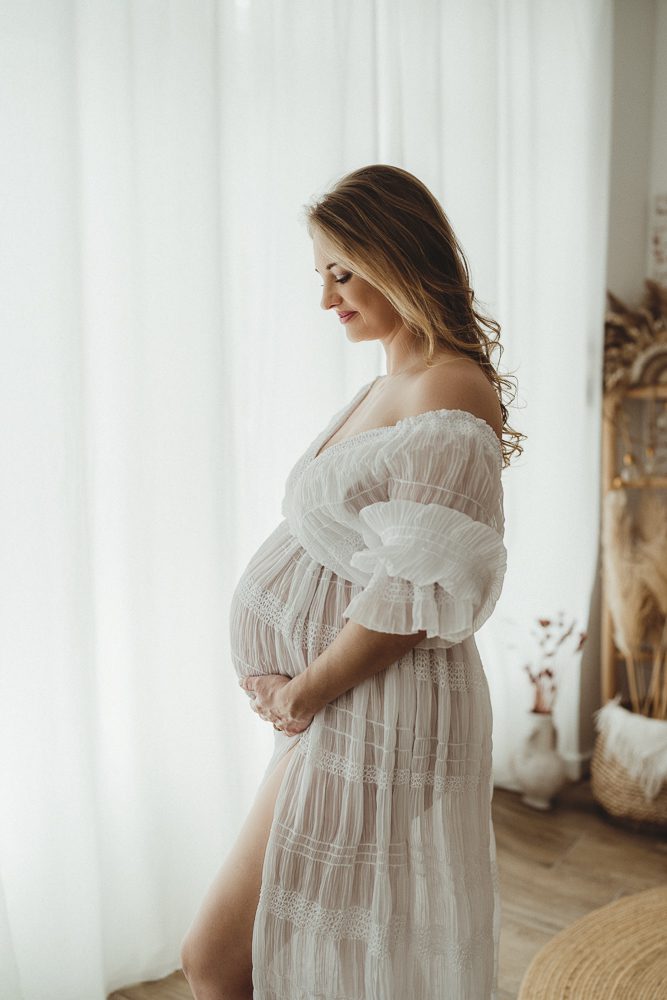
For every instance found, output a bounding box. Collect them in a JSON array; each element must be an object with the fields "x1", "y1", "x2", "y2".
[{"x1": 320, "y1": 284, "x2": 343, "y2": 311}]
